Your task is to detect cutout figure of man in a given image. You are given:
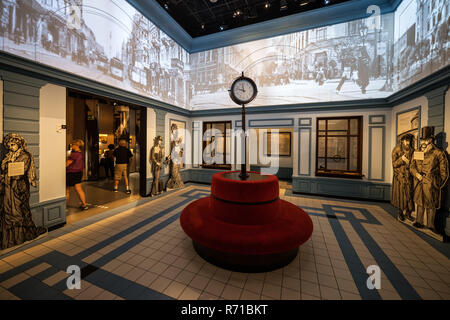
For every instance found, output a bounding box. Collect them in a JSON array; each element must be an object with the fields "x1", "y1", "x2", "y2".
[
  {"x1": 410, "y1": 126, "x2": 449, "y2": 233},
  {"x1": 391, "y1": 133, "x2": 414, "y2": 221}
]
